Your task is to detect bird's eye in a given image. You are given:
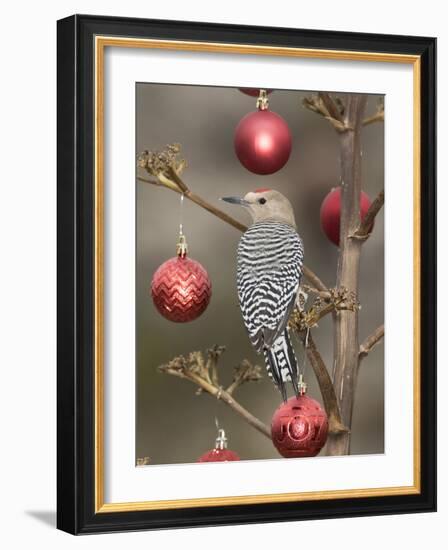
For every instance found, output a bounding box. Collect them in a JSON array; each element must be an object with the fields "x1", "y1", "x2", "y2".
[{"x1": 258, "y1": 198, "x2": 267, "y2": 205}]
